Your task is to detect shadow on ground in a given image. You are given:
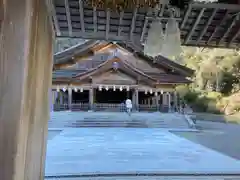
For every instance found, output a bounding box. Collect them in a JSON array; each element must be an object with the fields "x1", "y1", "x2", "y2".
[{"x1": 172, "y1": 121, "x2": 240, "y2": 160}]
